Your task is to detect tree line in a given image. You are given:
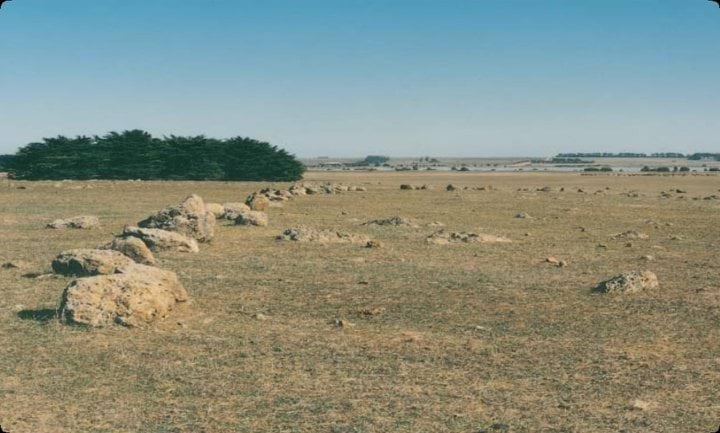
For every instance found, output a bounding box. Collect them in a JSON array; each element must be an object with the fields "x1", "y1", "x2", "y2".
[
  {"x1": 2, "y1": 130, "x2": 305, "y2": 181},
  {"x1": 557, "y1": 152, "x2": 720, "y2": 160}
]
